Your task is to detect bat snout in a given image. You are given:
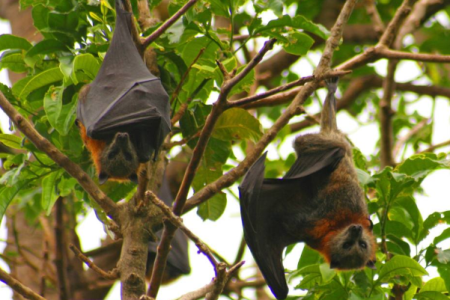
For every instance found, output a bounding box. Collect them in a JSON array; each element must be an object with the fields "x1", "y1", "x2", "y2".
[{"x1": 349, "y1": 224, "x2": 362, "y2": 238}]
